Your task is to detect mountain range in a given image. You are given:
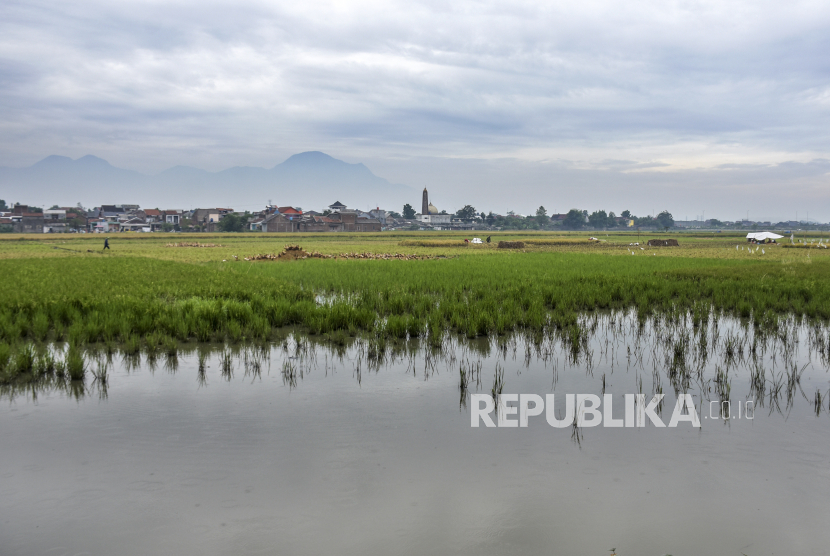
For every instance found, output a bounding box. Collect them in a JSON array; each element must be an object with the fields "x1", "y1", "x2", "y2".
[{"x1": 0, "y1": 152, "x2": 414, "y2": 212}]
